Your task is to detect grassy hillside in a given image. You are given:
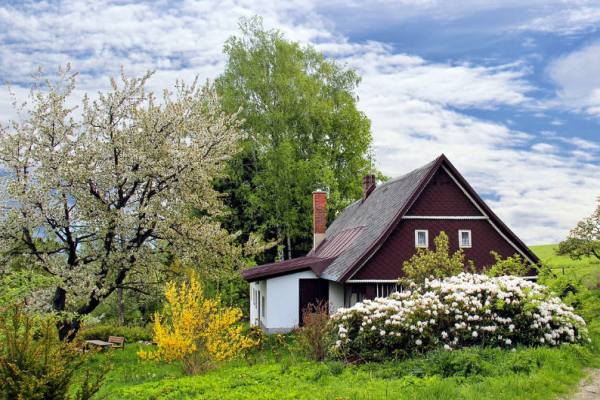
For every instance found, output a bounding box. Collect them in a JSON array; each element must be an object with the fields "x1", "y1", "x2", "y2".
[{"x1": 531, "y1": 244, "x2": 600, "y2": 289}]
